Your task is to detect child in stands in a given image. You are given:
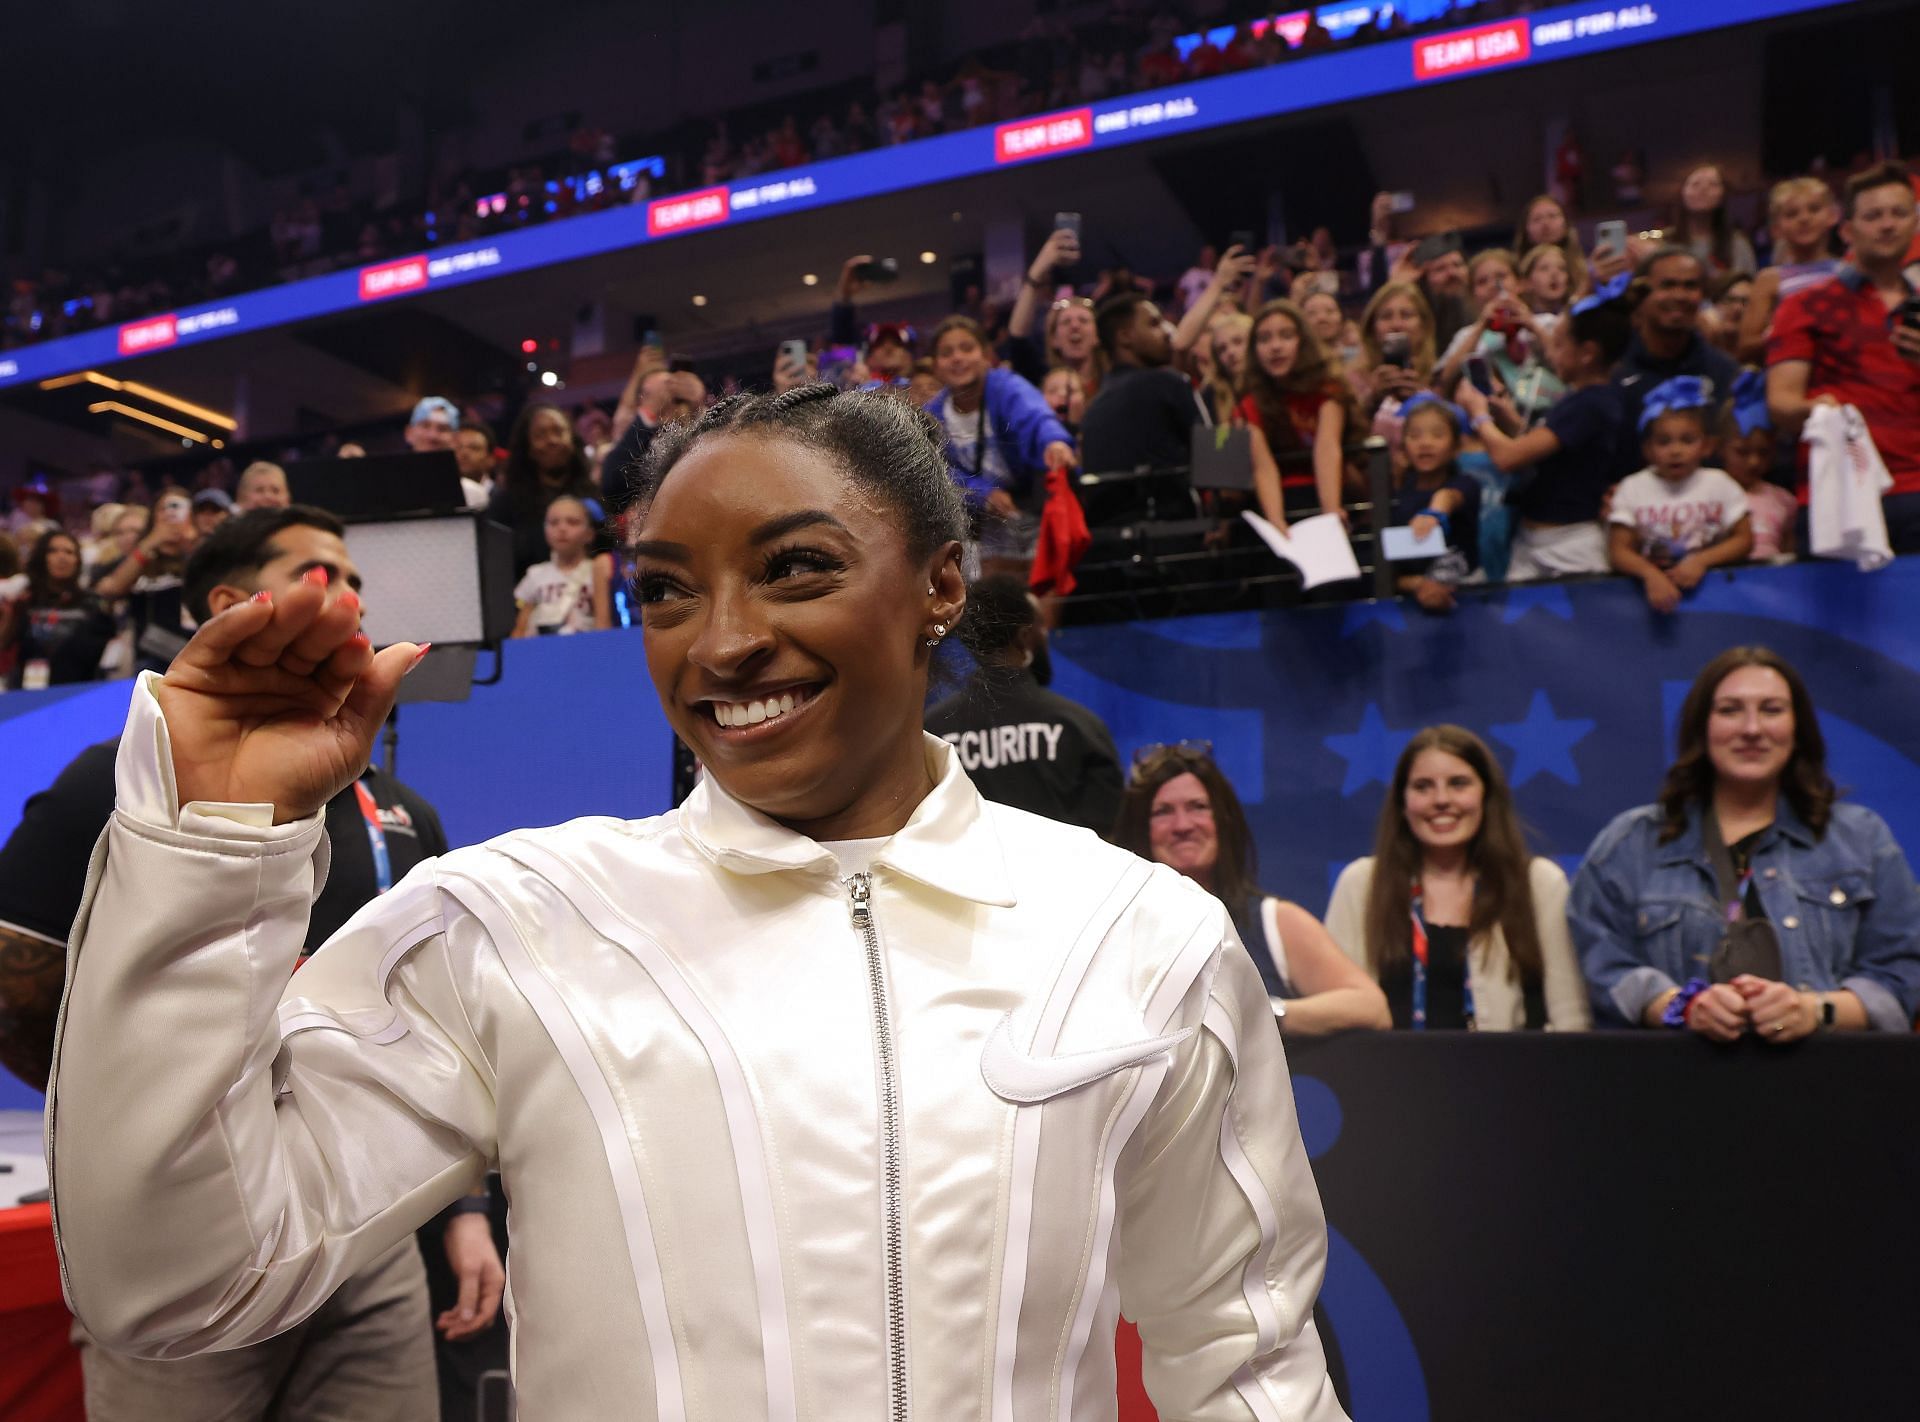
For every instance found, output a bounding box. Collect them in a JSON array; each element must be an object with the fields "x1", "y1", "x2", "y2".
[
  {"x1": 511, "y1": 495, "x2": 613, "y2": 636},
  {"x1": 1717, "y1": 392, "x2": 1794, "y2": 561},
  {"x1": 1456, "y1": 278, "x2": 1637, "y2": 580},
  {"x1": 1390, "y1": 395, "x2": 1481, "y2": 614},
  {"x1": 1607, "y1": 376, "x2": 1752, "y2": 612}
]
